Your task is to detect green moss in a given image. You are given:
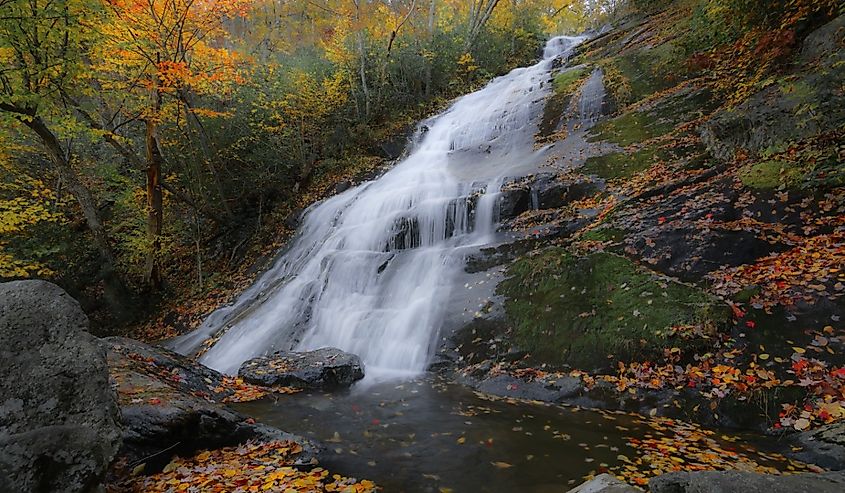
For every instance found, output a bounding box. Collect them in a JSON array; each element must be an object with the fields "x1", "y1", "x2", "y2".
[
  {"x1": 599, "y1": 44, "x2": 684, "y2": 109},
  {"x1": 582, "y1": 145, "x2": 667, "y2": 180},
  {"x1": 498, "y1": 250, "x2": 728, "y2": 369},
  {"x1": 580, "y1": 227, "x2": 626, "y2": 243},
  {"x1": 538, "y1": 66, "x2": 591, "y2": 141},
  {"x1": 587, "y1": 110, "x2": 674, "y2": 147},
  {"x1": 738, "y1": 160, "x2": 803, "y2": 189},
  {"x1": 553, "y1": 66, "x2": 590, "y2": 96}
]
